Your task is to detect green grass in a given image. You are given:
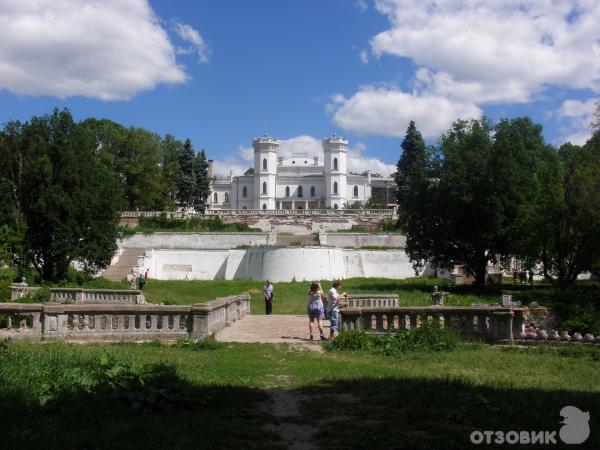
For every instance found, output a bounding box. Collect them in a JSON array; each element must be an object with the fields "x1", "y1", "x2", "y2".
[
  {"x1": 0, "y1": 340, "x2": 598, "y2": 449},
  {"x1": 83, "y1": 277, "x2": 600, "y2": 331}
]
